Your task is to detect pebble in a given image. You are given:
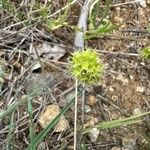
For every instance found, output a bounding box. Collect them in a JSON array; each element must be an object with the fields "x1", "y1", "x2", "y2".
[
  {"x1": 38, "y1": 104, "x2": 69, "y2": 132},
  {"x1": 133, "y1": 108, "x2": 141, "y2": 115},
  {"x1": 136, "y1": 86, "x2": 145, "y2": 93},
  {"x1": 137, "y1": 0, "x2": 147, "y2": 7},
  {"x1": 84, "y1": 105, "x2": 91, "y2": 113},
  {"x1": 129, "y1": 75, "x2": 134, "y2": 80},
  {"x1": 87, "y1": 95, "x2": 97, "y2": 106},
  {"x1": 89, "y1": 128, "x2": 100, "y2": 142},
  {"x1": 109, "y1": 87, "x2": 115, "y2": 92}
]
